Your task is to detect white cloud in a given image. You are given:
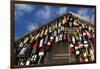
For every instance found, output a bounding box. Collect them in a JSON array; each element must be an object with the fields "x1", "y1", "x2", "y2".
[
  {"x1": 77, "y1": 8, "x2": 95, "y2": 25},
  {"x1": 77, "y1": 8, "x2": 87, "y2": 16},
  {"x1": 15, "y1": 4, "x2": 34, "y2": 12},
  {"x1": 15, "y1": 4, "x2": 34, "y2": 21},
  {"x1": 26, "y1": 23, "x2": 38, "y2": 31},
  {"x1": 77, "y1": 8, "x2": 91, "y2": 21},
  {"x1": 43, "y1": 6, "x2": 51, "y2": 19},
  {"x1": 15, "y1": 4, "x2": 33, "y2": 12},
  {"x1": 58, "y1": 7, "x2": 68, "y2": 15},
  {"x1": 36, "y1": 5, "x2": 51, "y2": 20},
  {"x1": 35, "y1": 6, "x2": 68, "y2": 23}
]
